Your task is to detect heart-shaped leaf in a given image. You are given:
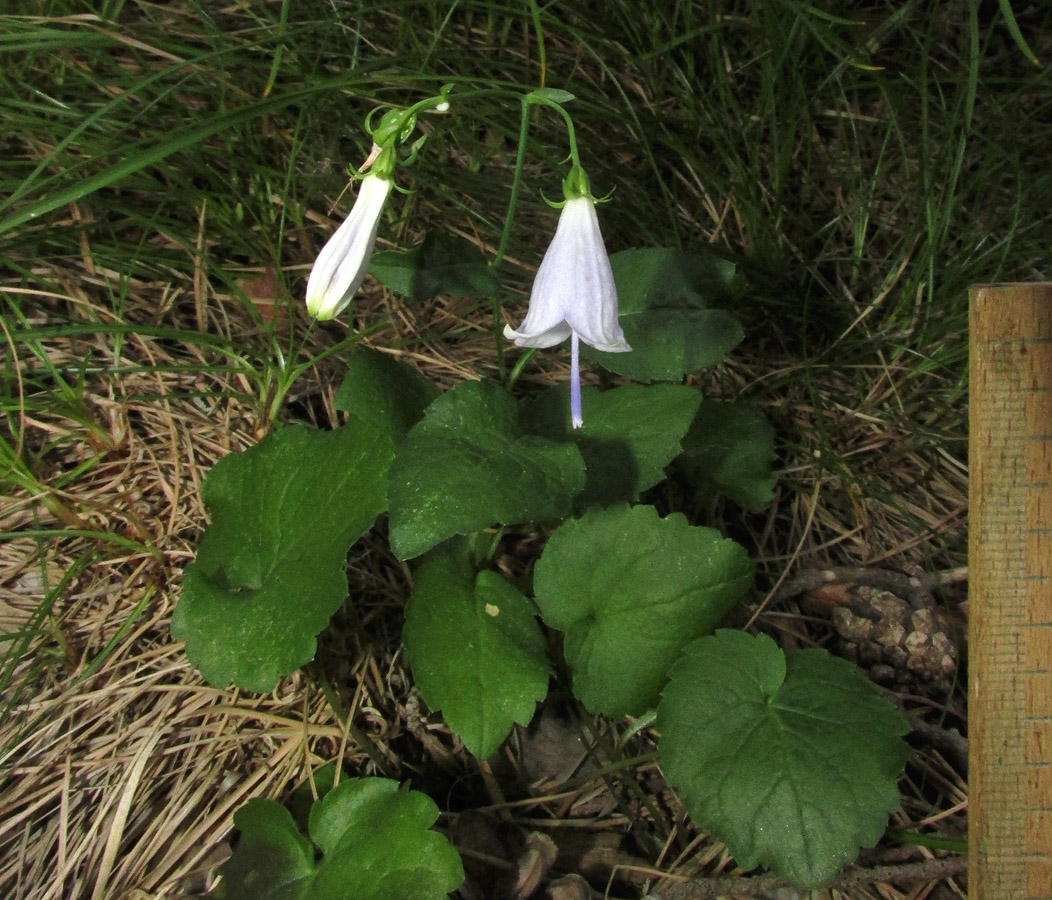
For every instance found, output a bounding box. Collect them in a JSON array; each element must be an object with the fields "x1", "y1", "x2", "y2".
[
  {"x1": 215, "y1": 778, "x2": 464, "y2": 900},
  {"x1": 521, "y1": 383, "x2": 701, "y2": 506},
  {"x1": 583, "y1": 247, "x2": 745, "y2": 382},
  {"x1": 213, "y1": 799, "x2": 314, "y2": 899},
  {"x1": 171, "y1": 421, "x2": 392, "y2": 691},
  {"x1": 403, "y1": 543, "x2": 550, "y2": 758},
  {"x1": 657, "y1": 631, "x2": 911, "y2": 888},
  {"x1": 335, "y1": 346, "x2": 439, "y2": 443},
  {"x1": 388, "y1": 380, "x2": 585, "y2": 559},
  {"x1": 370, "y1": 230, "x2": 499, "y2": 300},
  {"x1": 677, "y1": 401, "x2": 777, "y2": 509},
  {"x1": 533, "y1": 503, "x2": 753, "y2": 716}
]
